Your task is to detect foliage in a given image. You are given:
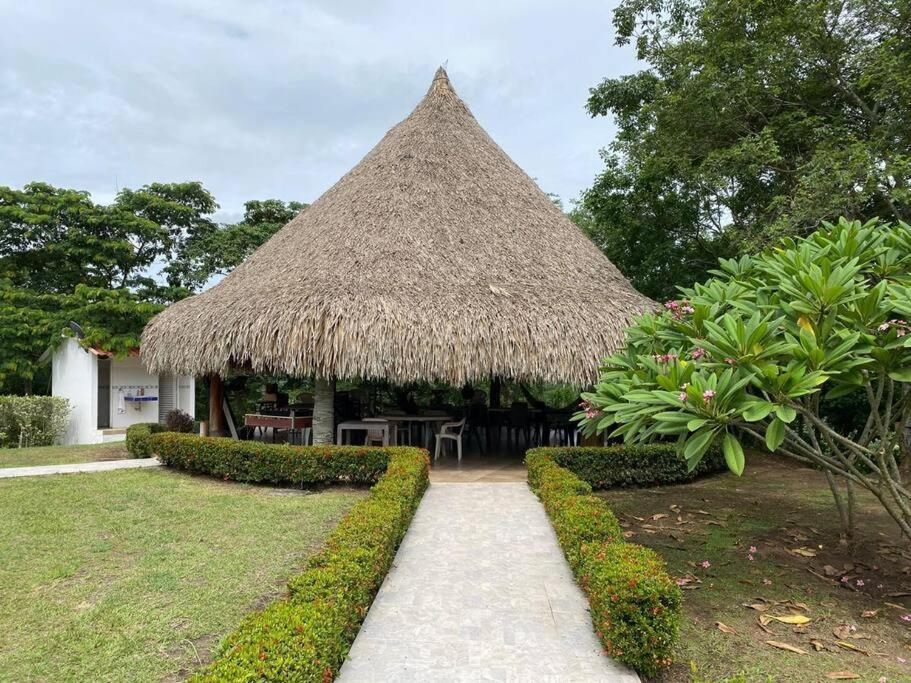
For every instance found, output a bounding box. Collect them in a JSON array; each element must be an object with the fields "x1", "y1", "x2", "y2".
[
  {"x1": 175, "y1": 199, "x2": 306, "y2": 283},
  {"x1": 179, "y1": 440, "x2": 429, "y2": 682},
  {"x1": 163, "y1": 409, "x2": 194, "y2": 433},
  {"x1": 151, "y1": 433, "x2": 393, "y2": 487},
  {"x1": 0, "y1": 181, "x2": 303, "y2": 394},
  {"x1": 0, "y1": 395, "x2": 69, "y2": 448},
  {"x1": 526, "y1": 449, "x2": 680, "y2": 677},
  {"x1": 577, "y1": 218, "x2": 911, "y2": 539},
  {"x1": 536, "y1": 443, "x2": 725, "y2": 489},
  {"x1": 125, "y1": 423, "x2": 165, "y2": 458},
  {"x1": 582, "y1": 0, "x2": 911, "y2": 299}
]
